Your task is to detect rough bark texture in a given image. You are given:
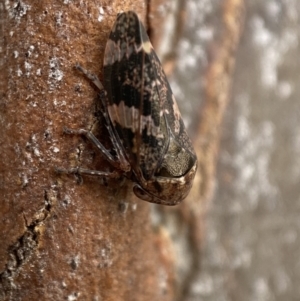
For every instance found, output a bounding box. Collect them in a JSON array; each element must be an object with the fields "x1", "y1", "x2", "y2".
[
  {"x1": 0, "y1": 1, "x2": 176, "y2": 300},
  {"x1": 0, "y1": 0, "x2": 244, "y2": 300}
]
